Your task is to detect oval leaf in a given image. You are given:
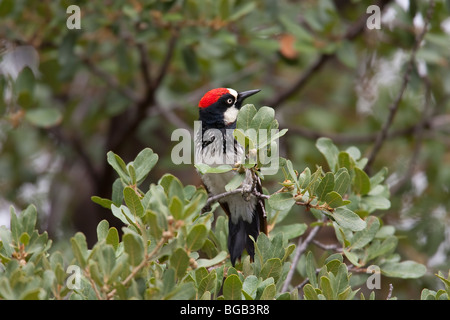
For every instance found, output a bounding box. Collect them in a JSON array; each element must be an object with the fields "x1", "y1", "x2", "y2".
[
  {"x1": 332, "y1": 207, "x2": 366, "y2": 231},
  {"x1": 268, "y1": 192, "x2": 295, "y2": 211}
]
